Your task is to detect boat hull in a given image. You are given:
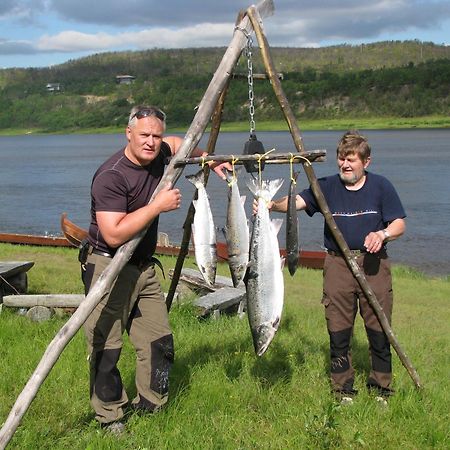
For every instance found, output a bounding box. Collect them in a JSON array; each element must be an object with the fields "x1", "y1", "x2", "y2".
[{"x1": 0, "y1": 214, "x2": 326, "y2": 270}]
